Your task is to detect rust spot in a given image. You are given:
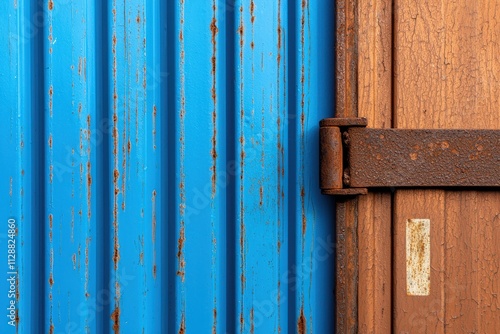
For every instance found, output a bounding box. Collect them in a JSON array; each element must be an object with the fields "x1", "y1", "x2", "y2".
[
  {"x1": 237, "y1": 24, "x2": 244, "y2": 42},
  {"x1": 259, "y1": 186, "x2": 263, "y2": 206},
  {"x1": 177, "y1": 226, "x2": 185, "y2": 281},
  {"x1": 87, "y1": 162, "x2": 92, "y2": 219},
  {"x1": 178, "y1": 314, "x2": 186, "y2": 334},
  {"x1": 48, "y1": 273, "x2": 54, "y2": 287},
  {"x1": 136, "y1": 15, "x2": 141, "y2": 24},
  {"x1": 48, "y1": 214, "x2": 53, "y2": 229},
  {"x1": 301, "y1": 187, "x2": 306, "y2": 235},
  {"x1": 49, "y1": 324, "x2": 54, "y2": 334},
  {"x1": 250, "y1": 41, "x2": 255, "y2": 49},
  {"x1": 277, "y1": 15, "x2": 282, "y2": 57},
  {"x1": 49, "y1": 164, "x2": 53, "y2": 184},
  {"x1": 48, "y1": 86, "x2": 53, "y2": 116},
  {"x1": 111, "y1": 307, "x2": 120, "y2": 333},
  {"x1": 48, "y1": 0, "x2": 53, "y2": 10},
  {"x1": 212, "y1": 308, "x2": 217, "y2": 334},
  {"x1": 250, "y1": 308, "x2": 255, "y2": 333},
  {"x1": 250, "y1": 1, "x2": 255, "y2": 23},
  {"x1": 297, "y1": 306, "x2": 306, "y2": 334},
  {"x1": 84, "y1": 237, "x2": 90, "y2": 297},
  {"x1": 78, "y1": 57, "x2": 82, "y2": 76},
  {"x1": 113, "y1": 242, "x2": 120, "y2": 270}
]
